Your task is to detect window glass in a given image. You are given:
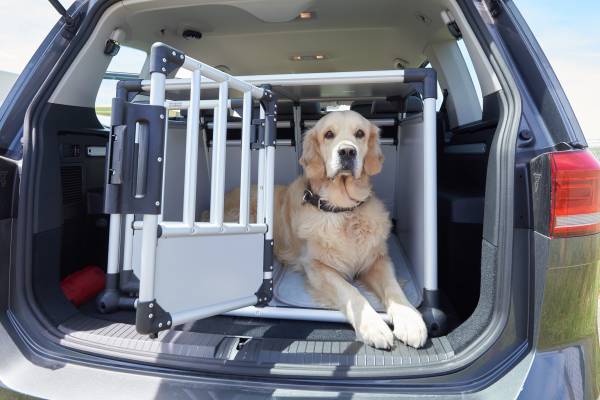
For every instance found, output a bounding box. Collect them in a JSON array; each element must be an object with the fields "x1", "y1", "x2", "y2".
[
  {"x1": 95, "y1": 46, "x2": 147, "y2": 126},
  {"x1": 457, "y1": 39, "x2": 483, "y2": 110}
]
